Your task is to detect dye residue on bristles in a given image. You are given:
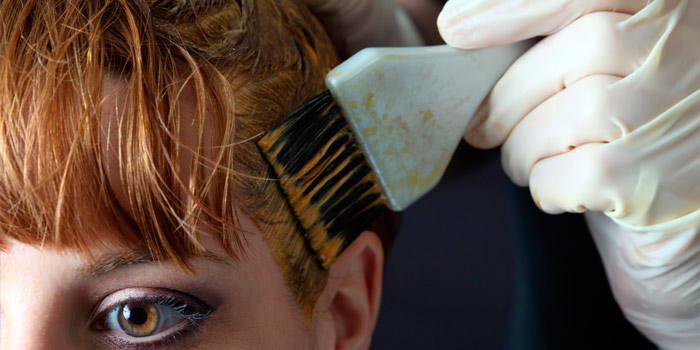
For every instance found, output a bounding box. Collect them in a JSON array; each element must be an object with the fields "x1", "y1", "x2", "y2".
[{"x1": 258, "y1": 91, "x2": 388, "y2": 268}]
